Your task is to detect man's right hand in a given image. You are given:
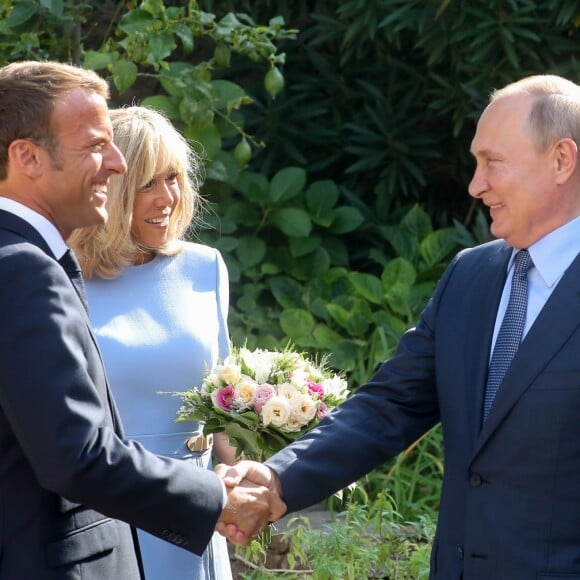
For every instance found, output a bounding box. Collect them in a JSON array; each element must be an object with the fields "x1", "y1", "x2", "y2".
[{"x1": 214, "y1": 461, "x2": 286, "y2": 545}]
